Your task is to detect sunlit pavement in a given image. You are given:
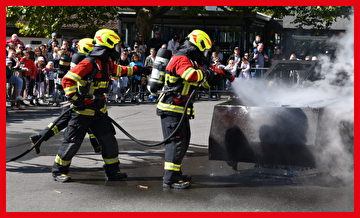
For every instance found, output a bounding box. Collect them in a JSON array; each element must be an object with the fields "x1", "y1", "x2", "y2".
[{"x1": 6, "y1": 99, "x2": 354, "y2": 212}]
